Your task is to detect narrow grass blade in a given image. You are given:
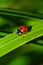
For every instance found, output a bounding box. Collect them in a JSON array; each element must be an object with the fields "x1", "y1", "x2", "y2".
[
  {"x1": 0, "y1": 8, "x2": 43, "y2": 19},
  {"x1": 0, "y1": 25, "x2": 43, "y2": 57}
]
